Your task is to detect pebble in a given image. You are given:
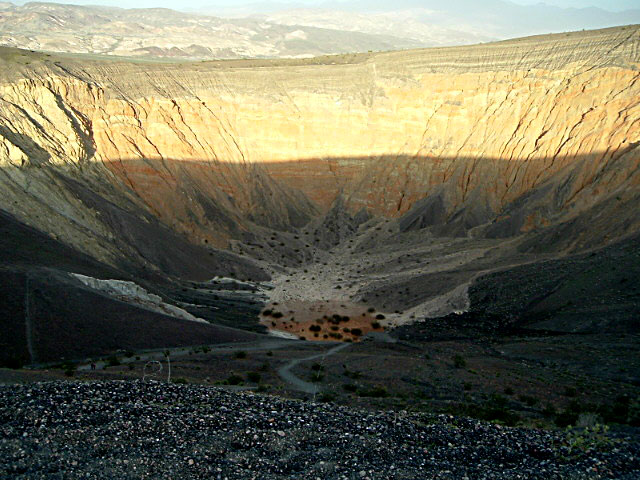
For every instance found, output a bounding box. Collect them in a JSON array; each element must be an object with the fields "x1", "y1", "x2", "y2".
[{"x1": 0, "y1": 381, "x2": 638, "y2": 479}]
